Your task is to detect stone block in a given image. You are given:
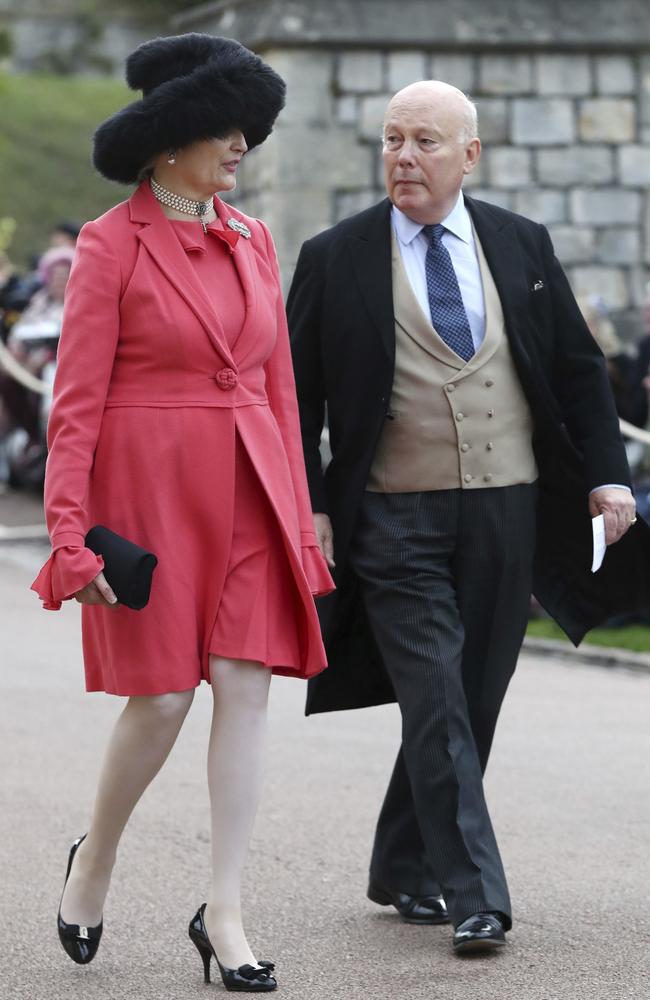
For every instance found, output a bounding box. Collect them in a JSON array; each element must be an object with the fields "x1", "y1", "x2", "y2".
[
  {"x1": 264, "y1": 124, "x2": 376, "y2": 192},
  {"x1": 488, "y1": 147, "x2": 532, "y2": 188},
  {"x1": 478, "y1": 55, "x2": 532, "y2": 94},
  {"x1": 514, "y1": 189, "x2": 567, "y2": 224},
  {"x1": 547, "y1": 226, "x2": 595, "y2": 264},
  {"x1": 618, "y1": 146, "x2": 650, "y2": 185},
  {"x1": 336, "y1": 95, "x2": 358, "y2": 125},
  {"x1": 595, "y1": 55, "x2": 636, "y2": 95},
  {"x1": 430, "y1": 54, "x2": 476, "y2": 92},
  {"x1": 465, "y1": 188, "x2": 513, "y2": 211},
  {"x1": 461, "y1": 157, "x2": 485, "y2": 189},
  {"x1": 536, "y1": 147, "x2": 614, "y2": 186},
  {"x1": 629, "y1": 267, "x2": 650, "y2": 309},
  {"x1": 641, "y1": 55, "x2": 650, "y2": 128},
  {"x1": 474, "y1": 98, "x2": 508, "y2": 144},
  {"x1": 338, "y1": 50, "x2": 384, "y2": 93},
  {"x1": 597, "y1": 228, "x2": 641, "y2": 265},
  {"x1": 263, "y1": 49, "x2": 334, "y2": 126},
  {"x1": 511, "y1": 99, "x2": 575, "y2": 145},
  {"x1": 387, "y1": 51, "x2": 428, "y2": 91},
  {"x1": 570, "y1": 267, "x2": 629, "y2": 310},
  {"x1": 536, "y1": 55, "x2": 591, "y2": 96},
  {"x1": 570, "y1": 188, "x2": 641, "y2": 225},
  {"x1": 579, "y1": 100, "x2": 636, "y2": 142},
  {"x1": 335, "y1": 189, "x2": 382, "y2": 222},
  {"x1": 360, "y1": 93, "x2": 392, "y2": 141}
]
